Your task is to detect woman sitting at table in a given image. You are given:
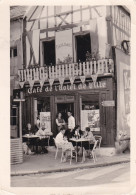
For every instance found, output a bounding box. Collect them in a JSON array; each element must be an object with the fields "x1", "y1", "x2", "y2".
[
  {"x1": 55, "y1": 127, "x2": 75, "y2": 162},
  {"x1": 72, "y1": 125, "x2": 83, "y2": 138},
  {"x1": 71, "y1": 125, "x2": 83, "y2": 149},
  {"x1": 82, "y1": 127, "x2": 96, "y2": 158}
]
